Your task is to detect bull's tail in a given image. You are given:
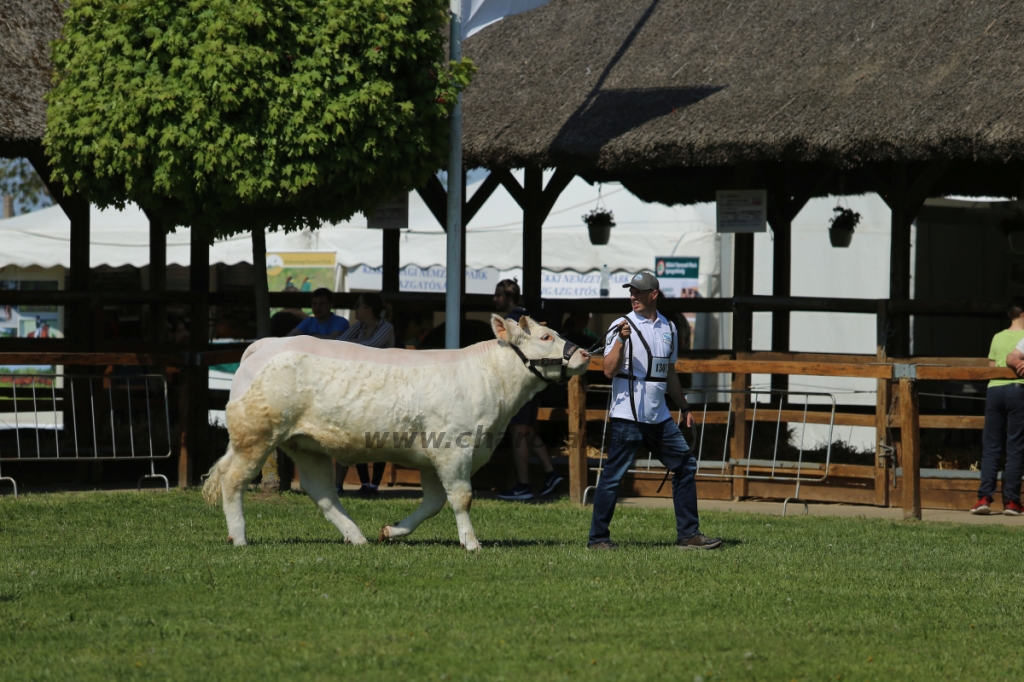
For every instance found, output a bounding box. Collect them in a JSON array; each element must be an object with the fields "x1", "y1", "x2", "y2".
[{"x1": 202, "y1": 448, "x2": 232, "y2": 505}]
